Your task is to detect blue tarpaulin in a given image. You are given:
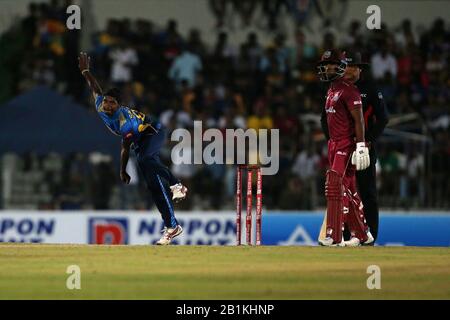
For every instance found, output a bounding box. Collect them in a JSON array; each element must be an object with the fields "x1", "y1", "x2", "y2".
[{"x1": 0, "y1": 86, "x2": 119, "y2": 160}]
